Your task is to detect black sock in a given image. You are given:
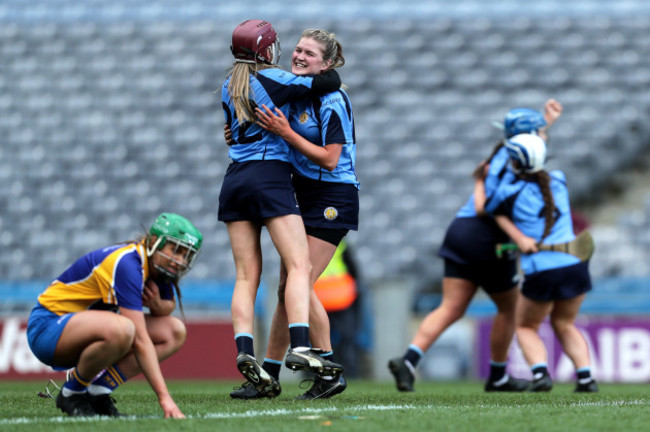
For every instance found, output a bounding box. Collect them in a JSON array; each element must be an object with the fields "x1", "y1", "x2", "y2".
[
  {"x1": 288, "y1": 324, "x2": 310, "y2": 348},
  {"x1": 576, "y1": 367, "x2": 592, "y2": 383},
  {"x1": 320, "y1": 350, "x2": 335, "y2": 362},
  {"x1": 404, "y1": 345, "x2": 423, "y2": 368},
  {"x1": 262, "y1": 359, "x2": 282, "y2": 381},
  {"x1": 532, "y1": 364, "x2": 549, "y2": 380},
  {"x1": 488, "y1": 361, "x2": 507, "y2": 382},
  {"x1": 235, "y1": 333, "x2": 254, "y2": 356}
]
